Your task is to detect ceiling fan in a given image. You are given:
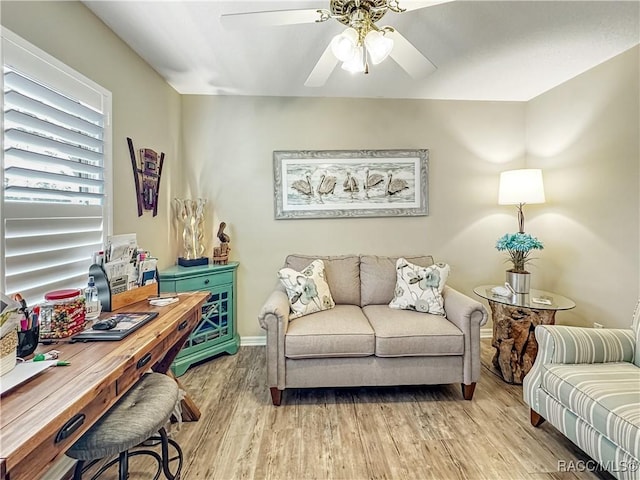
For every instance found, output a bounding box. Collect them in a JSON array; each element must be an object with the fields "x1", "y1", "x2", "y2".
[{"x1": 220, "y1": 0, "x2": 451, "y2": 87}]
